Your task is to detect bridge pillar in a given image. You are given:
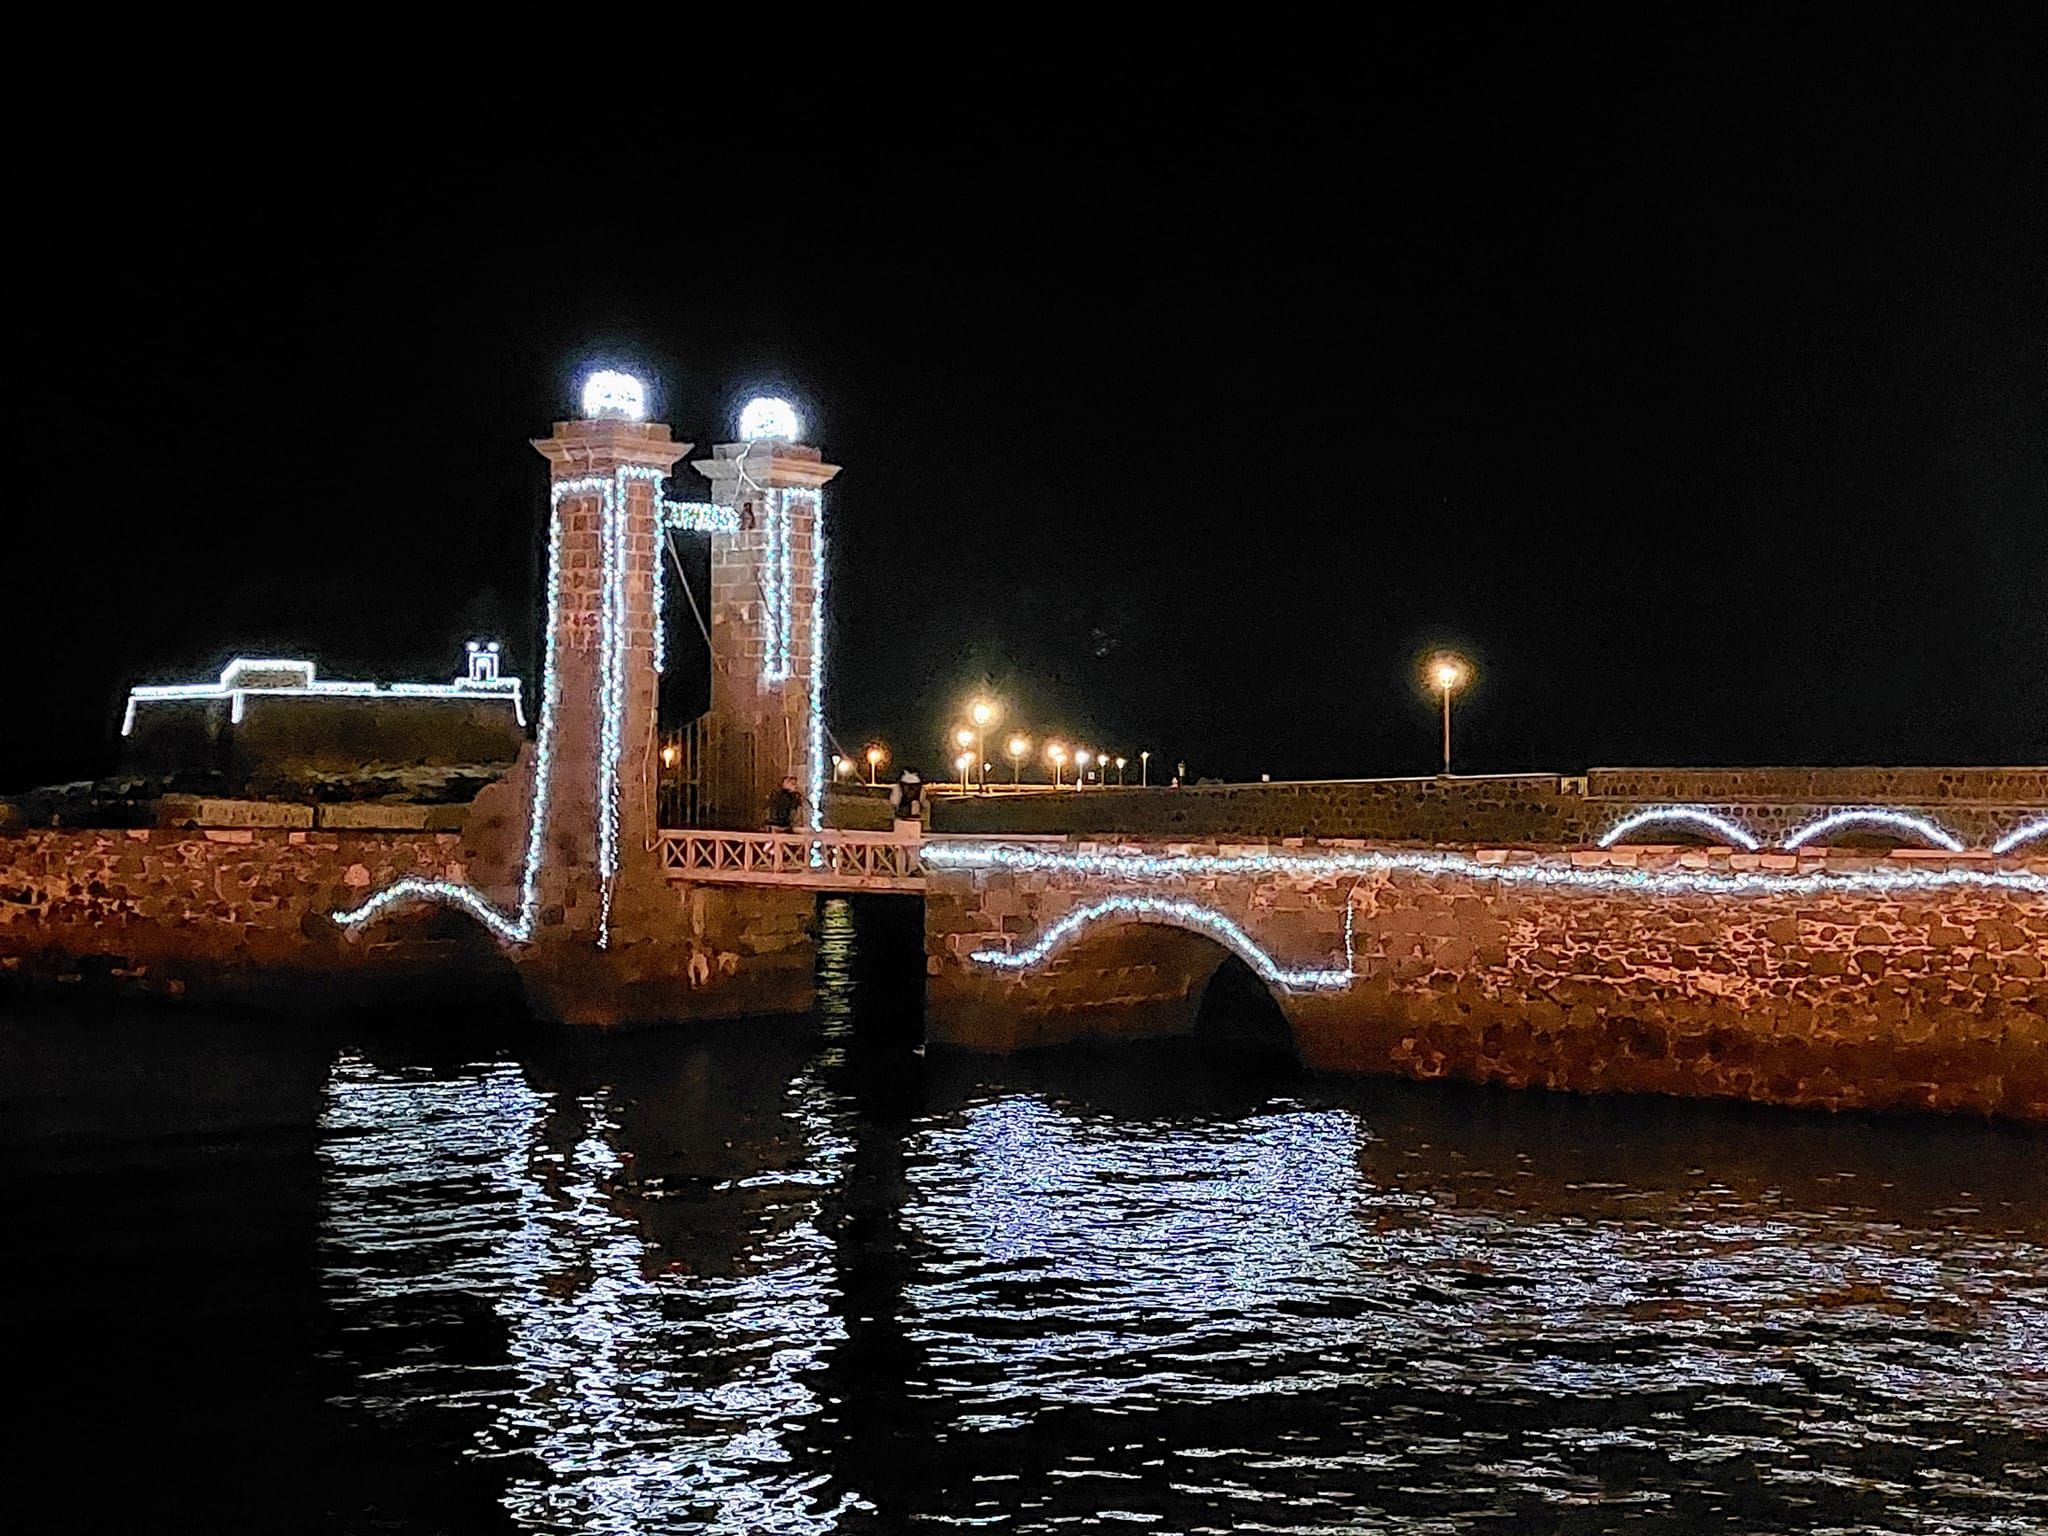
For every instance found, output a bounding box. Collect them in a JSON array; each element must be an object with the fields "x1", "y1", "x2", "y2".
[
  {"x1": 692, "y1": 433, "x2": 841, "y2": 831},
  {"x1": 528, "y1": 413, "x2": 689, "y2": 944}
]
